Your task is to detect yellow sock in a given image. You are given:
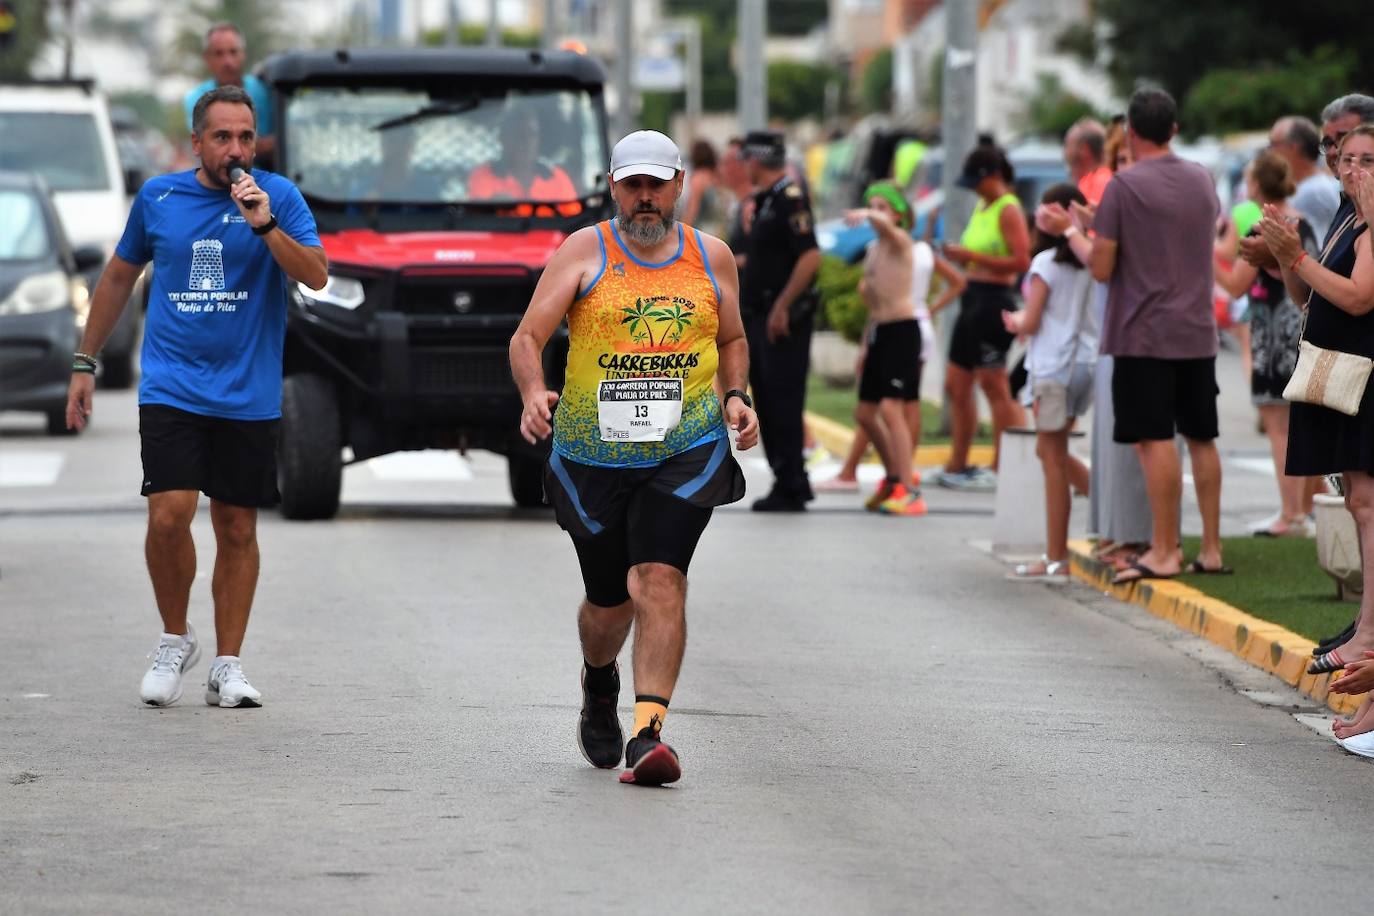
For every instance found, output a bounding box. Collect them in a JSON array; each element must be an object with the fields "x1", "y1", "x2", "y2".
[{"x1": 633, "y1": 695, "x2": 669, "y2": 736}]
